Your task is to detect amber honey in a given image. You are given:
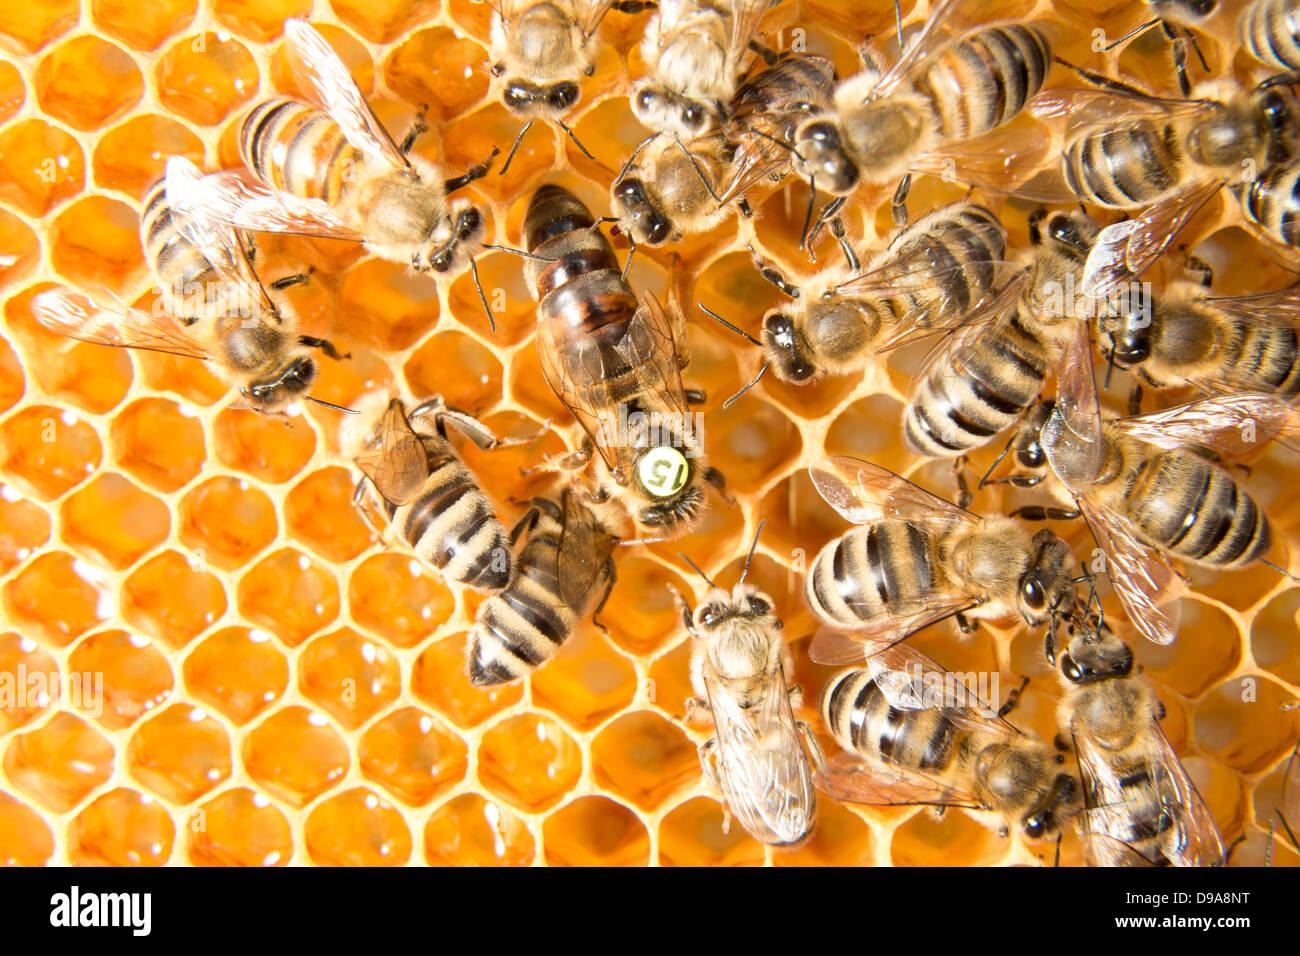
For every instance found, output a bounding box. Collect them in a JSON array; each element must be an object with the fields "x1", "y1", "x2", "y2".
[{"x1": 0, "y1": 0, "x2": 1298, "y2": 867}]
